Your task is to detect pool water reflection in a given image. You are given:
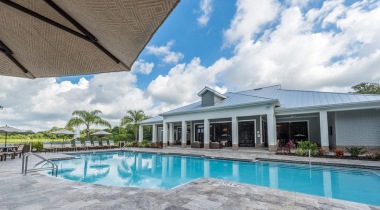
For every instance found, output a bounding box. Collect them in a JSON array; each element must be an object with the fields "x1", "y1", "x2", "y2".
[{"x1": 54, "y1": 151, "x2": 380, "y2": 206}]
